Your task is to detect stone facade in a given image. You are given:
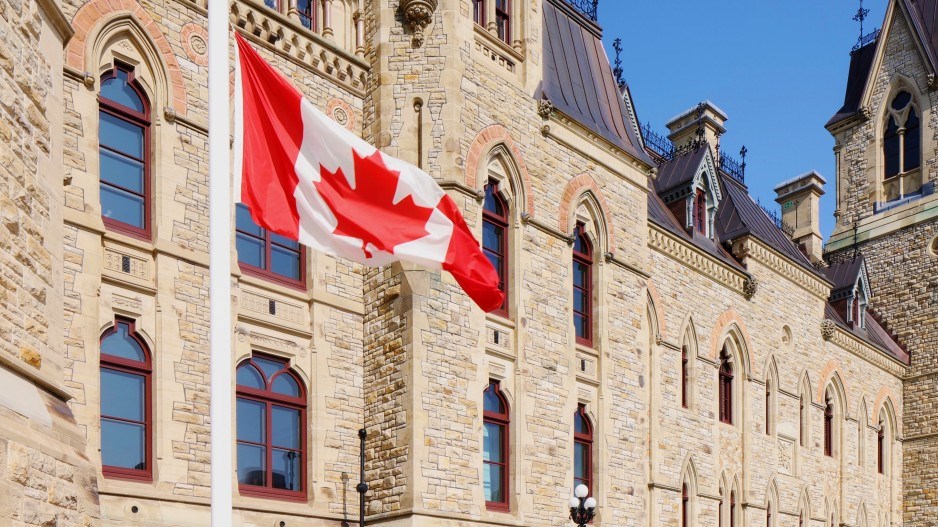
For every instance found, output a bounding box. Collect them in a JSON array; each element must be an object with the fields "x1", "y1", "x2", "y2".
[
  {"x1": 825, "y1": 2, "x2": 938, "y2": 525},
  {"x1": 0, "y1": 1, "x2": 927, "y2": 527}
]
